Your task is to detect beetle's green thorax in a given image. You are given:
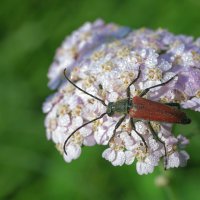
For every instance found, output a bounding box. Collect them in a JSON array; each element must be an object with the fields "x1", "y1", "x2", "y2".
[{"x1": 106, "y1": 98, "x2": 132, "y2": 116}]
